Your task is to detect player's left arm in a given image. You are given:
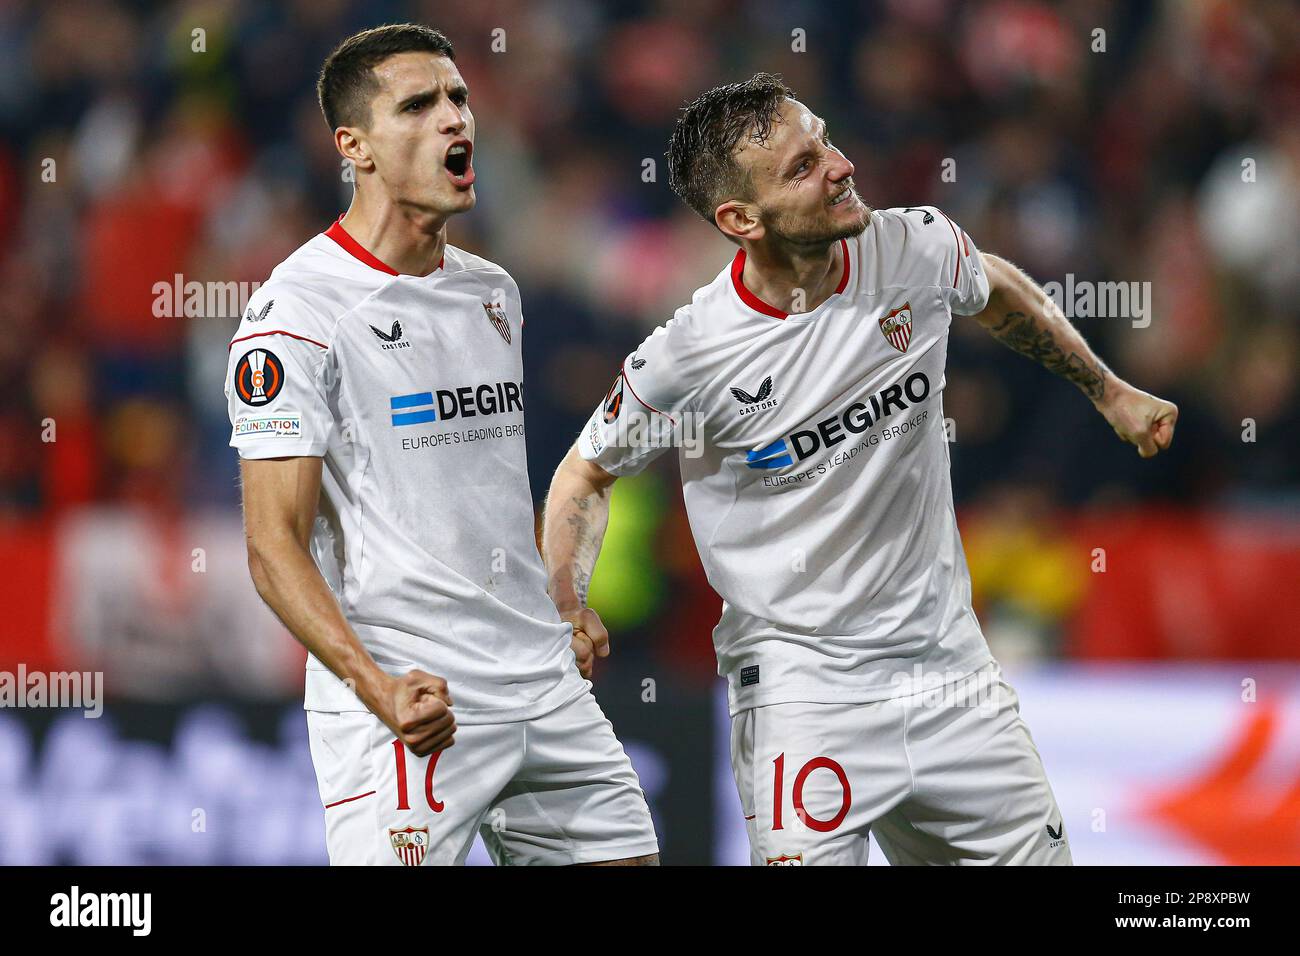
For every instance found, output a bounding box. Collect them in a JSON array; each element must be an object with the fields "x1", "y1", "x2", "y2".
[{"x1": 972, "y1": 252, "x2": 1178, "y2": 458}]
